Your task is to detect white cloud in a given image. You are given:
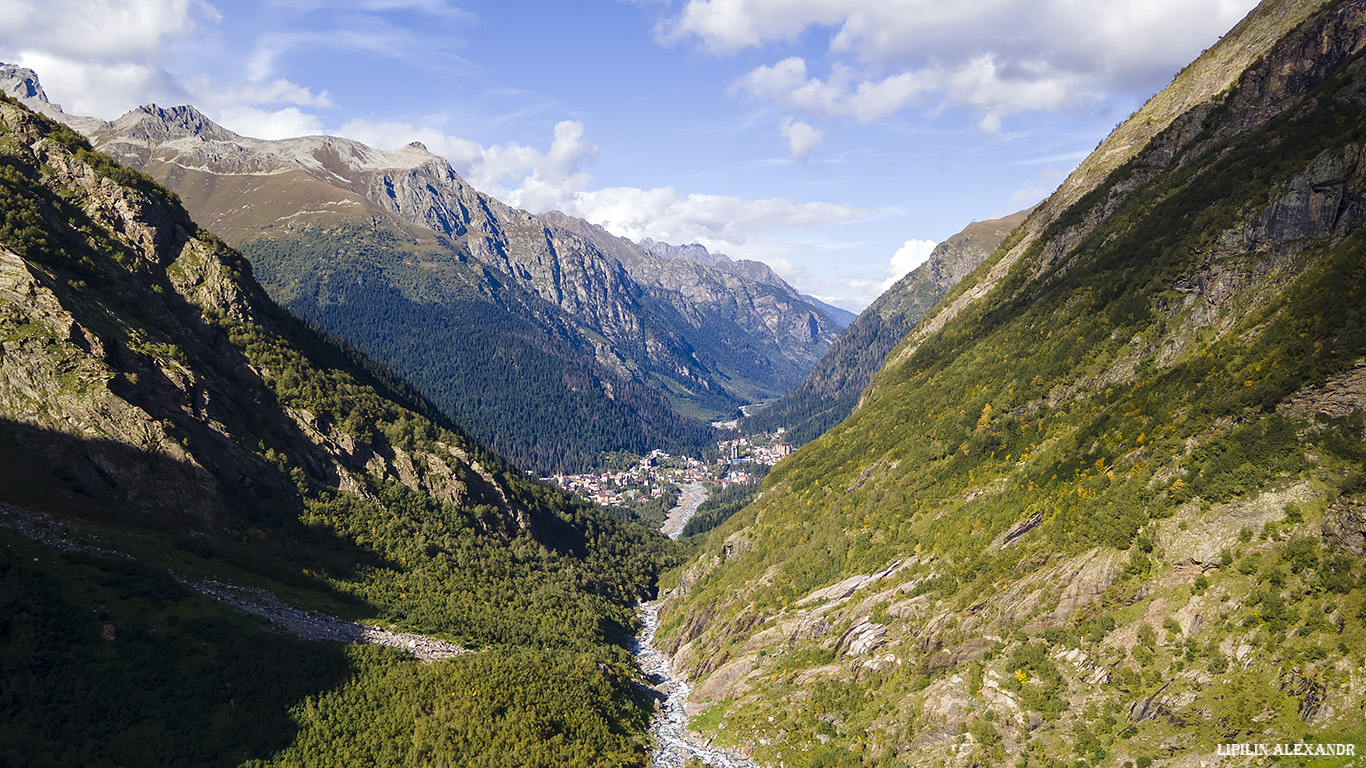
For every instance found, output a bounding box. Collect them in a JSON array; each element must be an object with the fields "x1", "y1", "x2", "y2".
[
  {"x1": 337, "y1": 117, "x2": 599, "y2": 212},
  {"x1": 778, "y1": 117, "x2": 823, "y2": 161},
  {"x1": 659, "y1": 0, "x2": 848, "y2": 53},
  {"x1": 479, "y1": 121, "x2": 599, "y2": 211},
  {"x1": 1, "y1": 51, "x2": 188, "y2": 118},
  {"x1": 216, "y1": 105, "x2": 327, "y2": 139},
  {"x1": 195, "y1": 77, "x2": 335, "y2": 110},
  {"x1": 0, "y1": 0, "x2": 216, "y2": 61},
  {"x1": 567, "y1": 186, "x2": 870, "y2": 257},
  {"x1": 336, "y1": 117, "x2": 487, "y2": 165},
  {"x1": 0, "y1": 0, "x2": 469, "y2": 124},
  {"x1": 835, "y1": 237, "x2": 938, "y2": 308},
  {"x1": 734, "y1": 58, "x2": 935, "y2": 124},
  {"x1": 674, "y1": 0, "x2": 1258, "y2": 130},
  {"x1": 885, "y1": 239, "x2": 937, "y2": 285},
  {"x1": 0, "y1": 0, "x2": 219, "y2": 117}
]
